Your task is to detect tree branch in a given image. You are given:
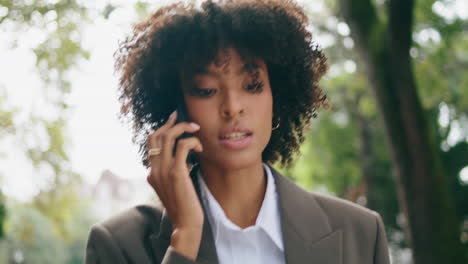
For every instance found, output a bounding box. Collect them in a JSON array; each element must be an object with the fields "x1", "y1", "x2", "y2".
[{"x1": 338, "y1": 0, "x2": 382, "y2": 48}]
